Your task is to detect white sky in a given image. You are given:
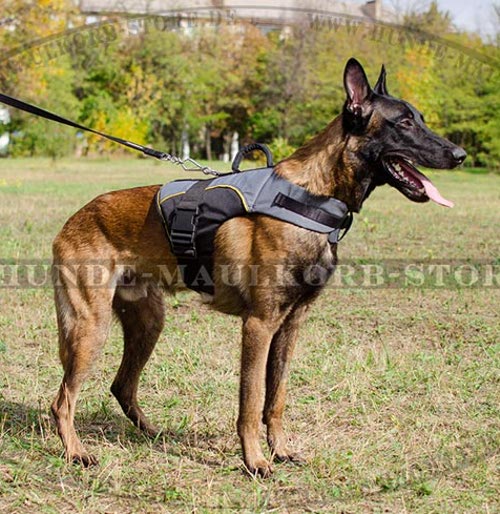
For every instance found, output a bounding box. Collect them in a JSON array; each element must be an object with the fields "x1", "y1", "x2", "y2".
[{"x1": 386, "y1": 0, "x2": 498, "y2": 37}]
